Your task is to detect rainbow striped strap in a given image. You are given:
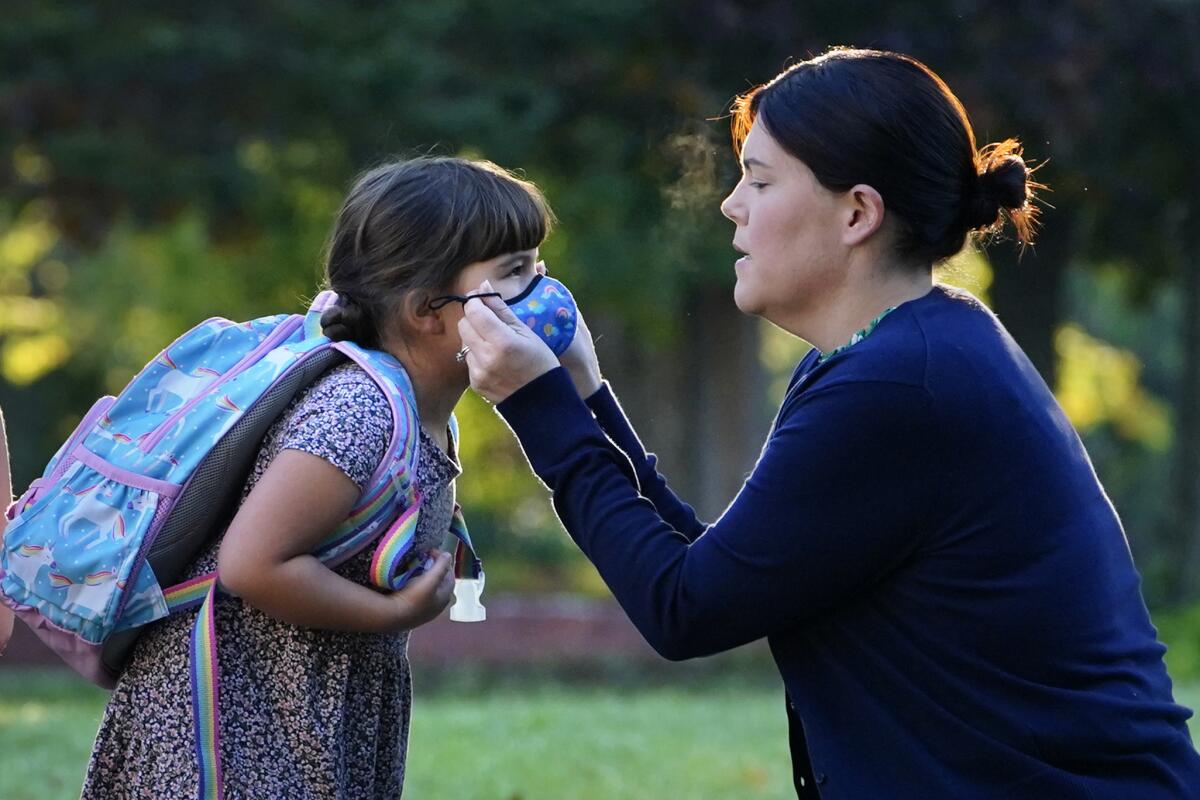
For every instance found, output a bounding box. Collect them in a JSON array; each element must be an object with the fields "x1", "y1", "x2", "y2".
[
  {"x1": 369, "y1": 493, "x2": 423, "y2": 590},
  {"x1": 164, "y1": 572, "x2": 219, "y2": 613},
  {"x1": 449, "y1": 504, "x2": 482, "y2": 580},
  {"x1": 187, "y1": 576, "x2": 223, "y2": 800},
  {"x1": 314, "y1": 470, "x2": 412, "y2": 565},
  {"x1": 366, "y1": 498, "x2": 483, "y2": 591}
]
